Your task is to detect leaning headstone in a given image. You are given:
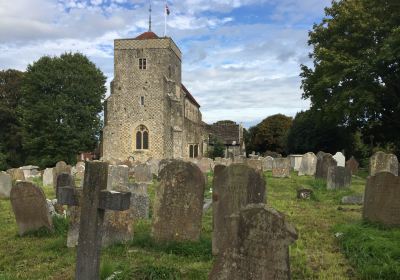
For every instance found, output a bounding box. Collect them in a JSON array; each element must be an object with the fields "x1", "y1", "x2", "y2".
[
  {"x1": 246, "y1": 158, "x2": 263, "y2": 172},
  {"x1": 0, "y1": 172, "x2": 12, "y2": 198},
  {"x1": 346, "y1": 156, "x2": 359, "y2": 175},
  {"x1": 42, "y1": 168, "x2": 54, "y2": 186},
  {"x1": 333, "y1": 152, "x2": 346, "y2": 167},
  {"x1": 262, "y1": 156, "x2": 274, "y2": 171},
  {"x1": 369, "y1": 152, "x2": 398, "y2": 176},
  {"x1": 289, "y1": 155, "x2": 303, "y2": 171},
  {"x1": 298, "y1": 152, "x2": 317, "y2": 176},
  {"x1": 327, "y1": 166, "x2": 352, "y2": 190},
  {"x1": 6, "y1": 168, "x2": 25, "y2": 182},
  {"x1": 315, "y1": 153, "x2": 337, "y2": 180},
  {"x1": 272, "y1": 158, "x2": 291, "y2": 178},
  {"x1": 10, "y1": 181, "x2": 53, "y2": 235},
  {"x1": 363, "y1": 172, "x2": 400, "y2": 226},
  {"x1": 212, "y1": 164, "x2": 266, "y2": 255},
  {"x1": 134, "y1": 163, "x2": 153, "y2": 183},
  {"x1": 152, "y1": 160, "x2": 205, "y2": 242},
  {"x1": 209, "y1": 204, "x2": 298, "y2": 280},
  {"x1": 341, "y1": 195, "x2": 363, "y2": 205},
  {"x1": 53, "y1": 161, "x2": 72, "y2": 188}
]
